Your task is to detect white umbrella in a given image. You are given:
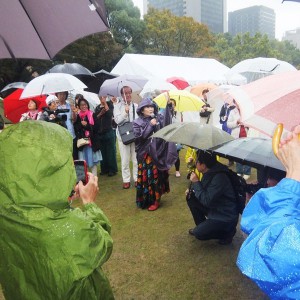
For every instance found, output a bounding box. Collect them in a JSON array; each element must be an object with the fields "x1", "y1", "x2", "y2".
[
  {"x1": 230, "y1": 57, "x2": 296, "y2": 83},
  {"x1": 139, "y1": 78, "x2": 177, "y2": 98},
  {"x1": 69, "y1": 90, "x2": 100, "y2": 112},
  {"x1": 20, "y1": 73, "x2": 87, "y2": 99},
  {"x1": 99, "y1": 74, "x2": 148, "y2": 97}
]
